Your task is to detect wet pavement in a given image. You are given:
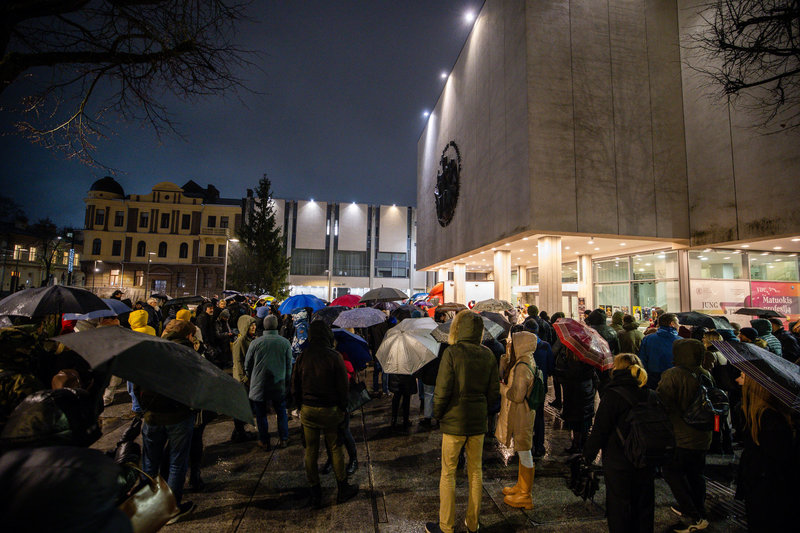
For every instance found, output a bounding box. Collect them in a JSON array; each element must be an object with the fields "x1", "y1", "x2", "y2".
[{"x1": 94, "y1": 373, "x2": 747, "y2": 533}]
